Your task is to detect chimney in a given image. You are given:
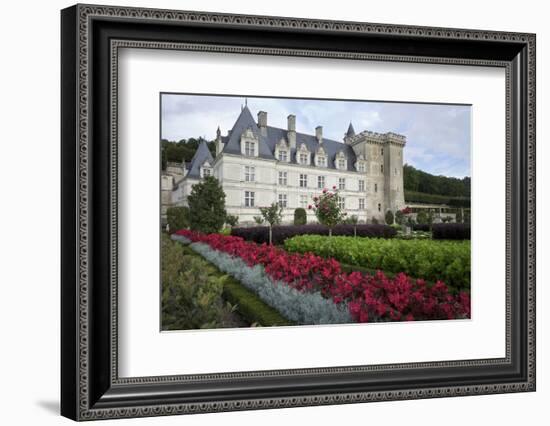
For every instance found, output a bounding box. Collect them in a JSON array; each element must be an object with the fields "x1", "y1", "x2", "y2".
[
  {"x1": 287, "y1": 114, "x2": 296, "y2": 149},
  {"x1": 315, "y1": 126, "x2": 323, "y2": 143},
  {"x1": 258, "y1": 111, "x2": 267, "y2": 136}
]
